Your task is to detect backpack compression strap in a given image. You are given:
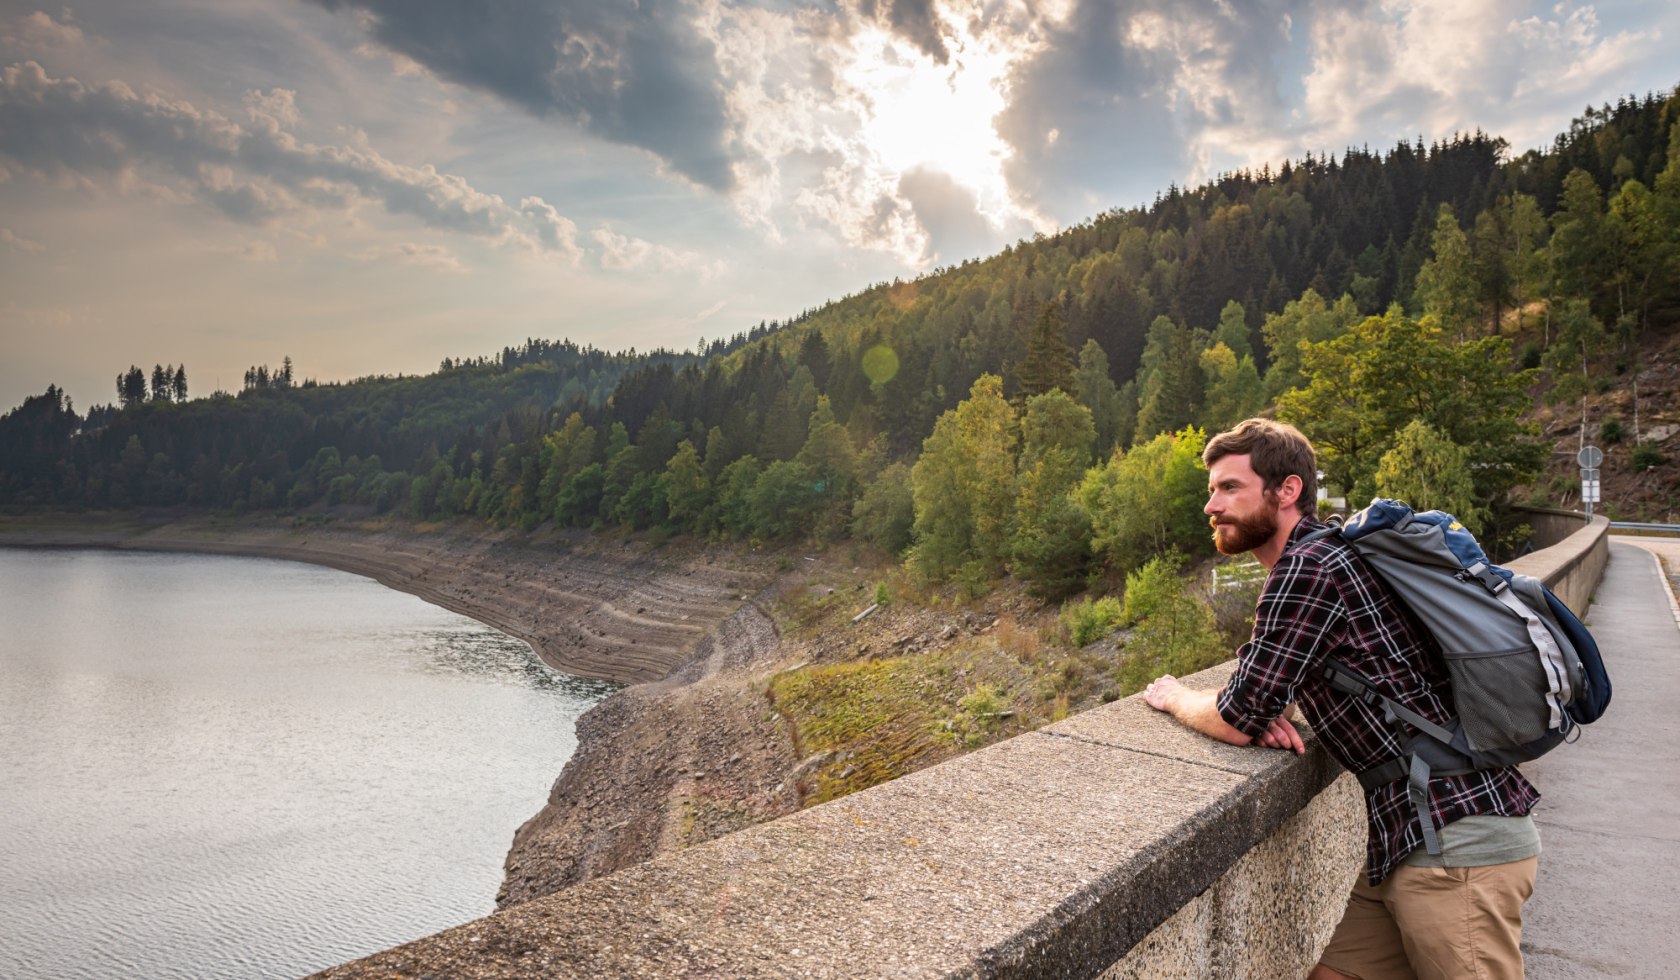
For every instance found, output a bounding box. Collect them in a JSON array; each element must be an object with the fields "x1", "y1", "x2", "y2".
[{"x1": 1320, "y1": 657, "x2": 1474, "y2": 856}]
